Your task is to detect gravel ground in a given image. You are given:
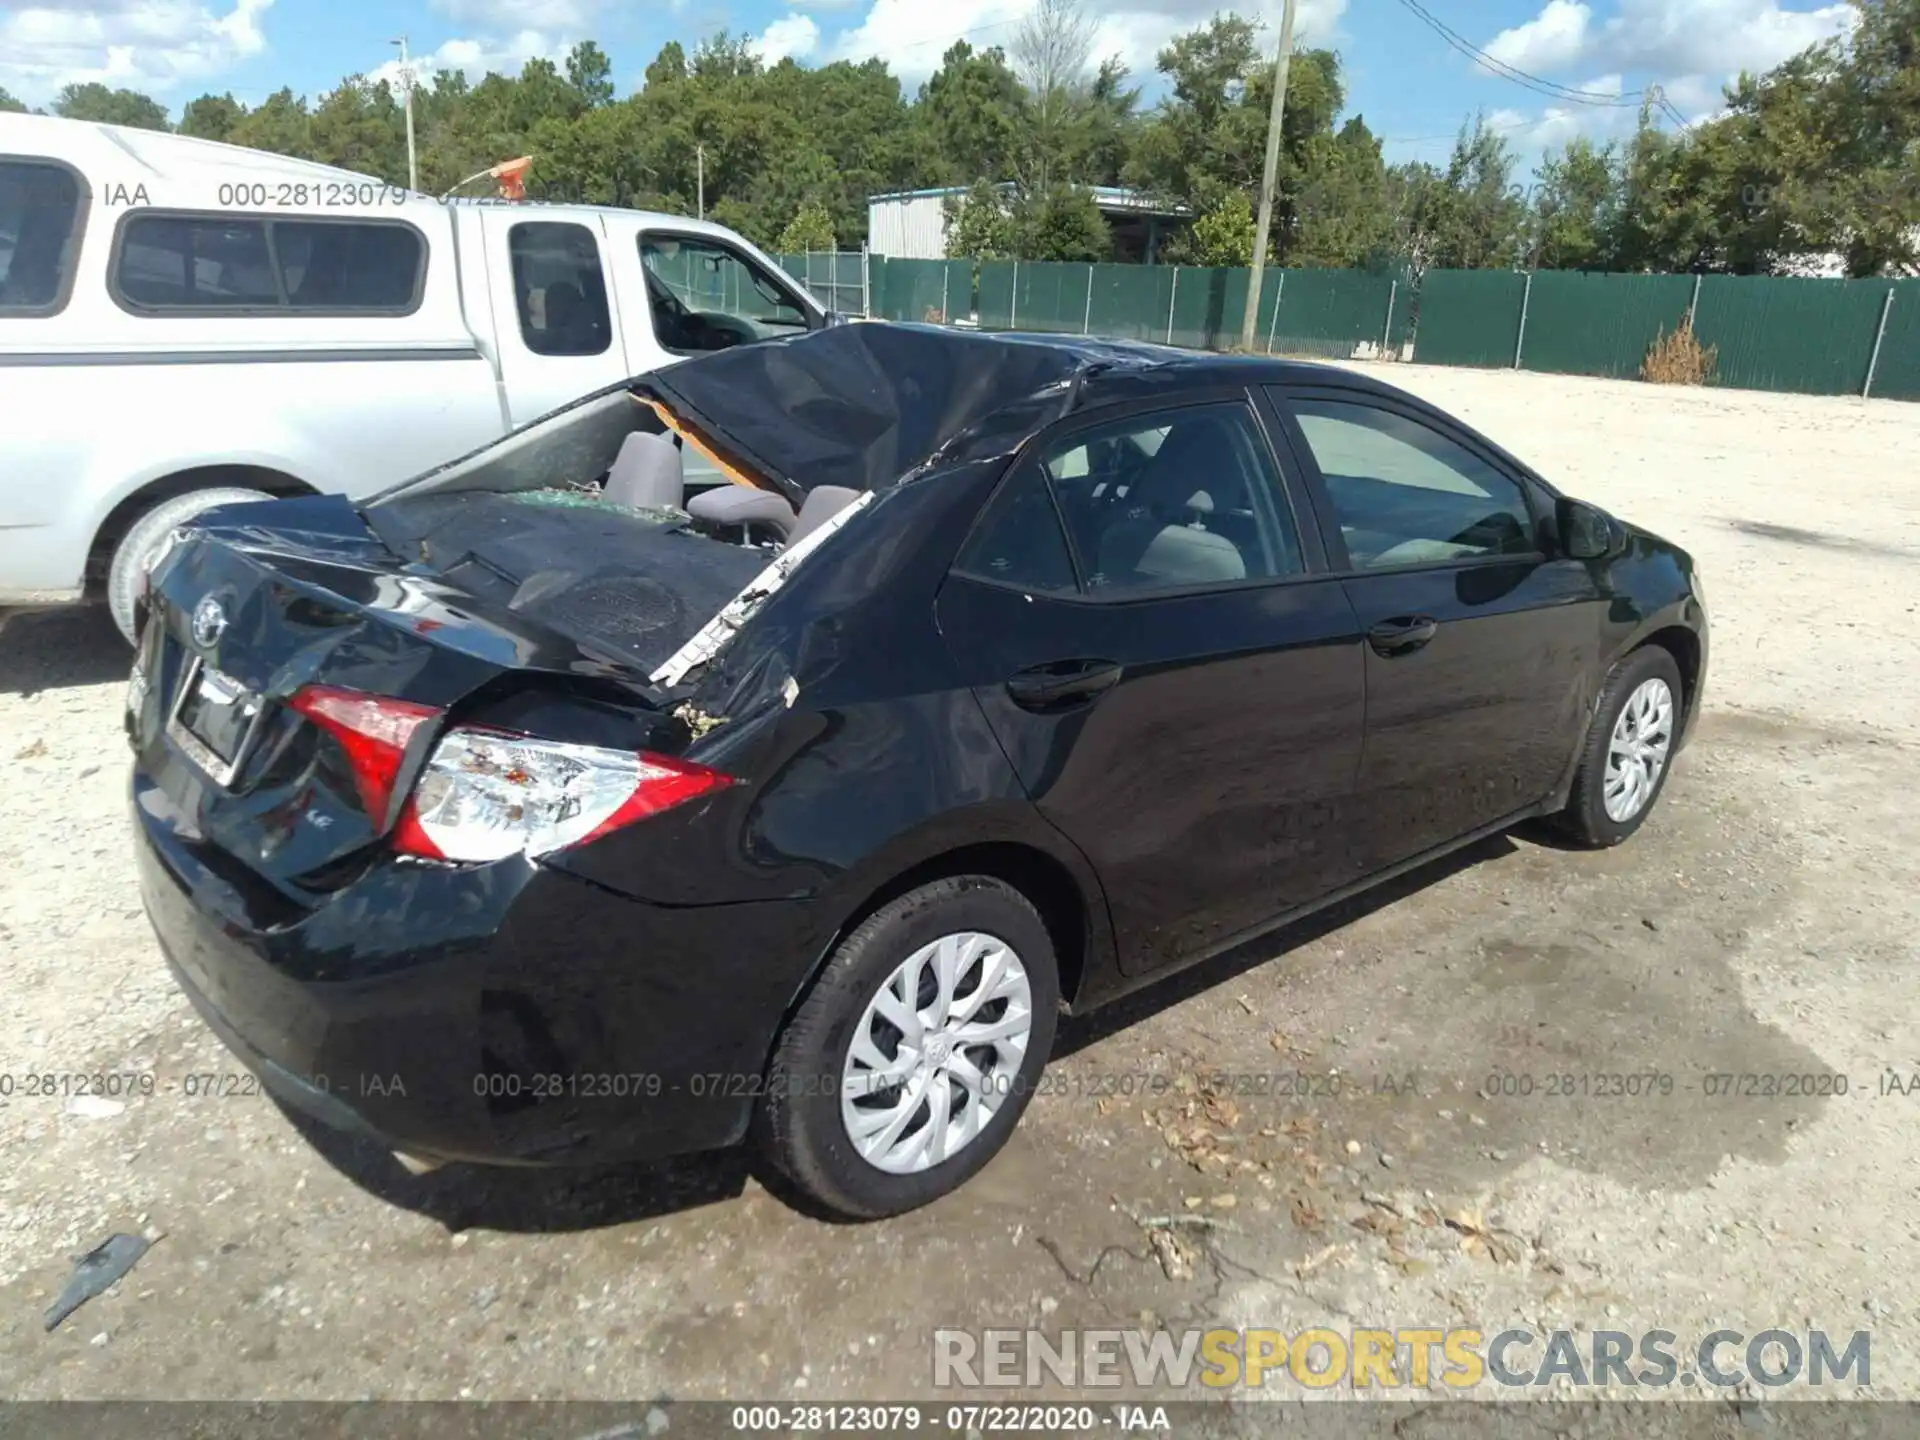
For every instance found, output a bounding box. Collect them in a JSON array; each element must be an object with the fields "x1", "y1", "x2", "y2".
[{"x1": 0, "y1": 364, "x2": 1915, "y2": 1415}]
